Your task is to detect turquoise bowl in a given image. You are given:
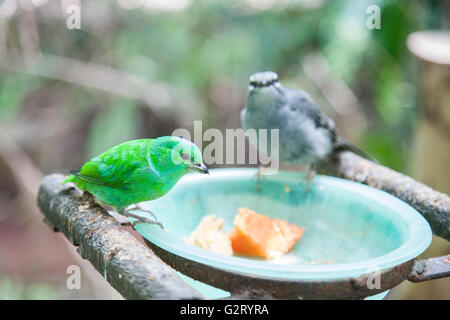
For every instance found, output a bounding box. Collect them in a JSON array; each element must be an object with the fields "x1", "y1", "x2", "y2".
[{"x1": 133, "y1": 168, "x2": 432, "y2": 299}]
